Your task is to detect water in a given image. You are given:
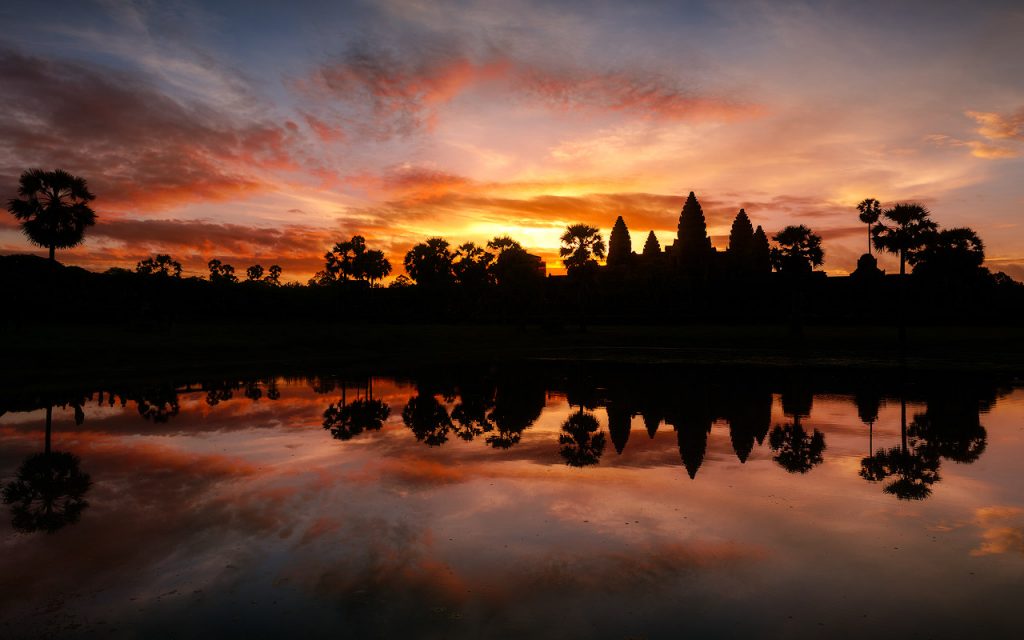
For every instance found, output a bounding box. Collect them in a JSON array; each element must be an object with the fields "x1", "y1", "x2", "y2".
[{"x1": 1, "y1": 364, "x2": 1022, "y2": 639}]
